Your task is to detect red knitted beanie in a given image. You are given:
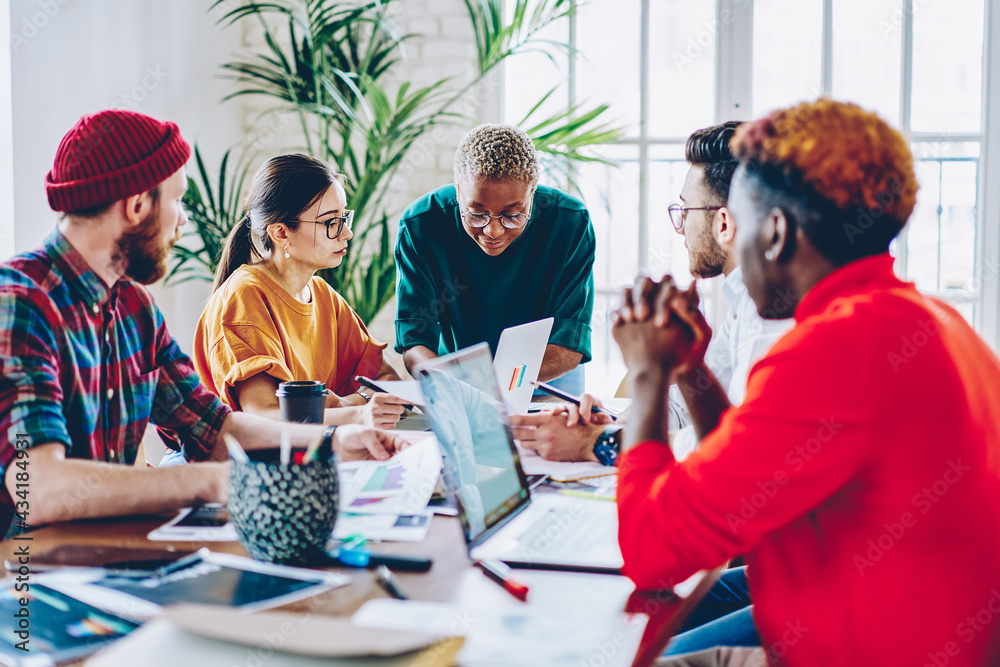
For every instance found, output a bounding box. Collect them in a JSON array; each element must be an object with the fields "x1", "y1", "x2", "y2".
[{"x1": 45, "y1": 109, "x2": 191, "y2": 212}]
